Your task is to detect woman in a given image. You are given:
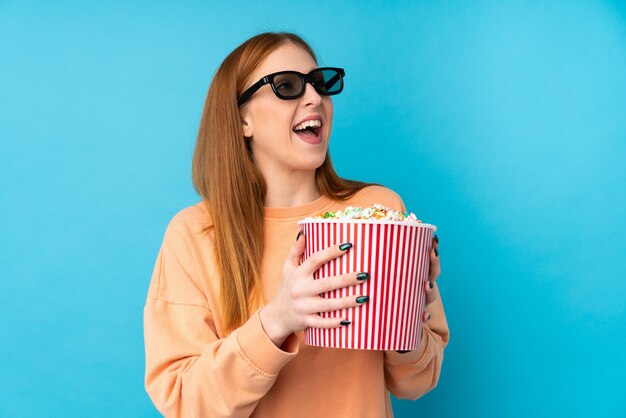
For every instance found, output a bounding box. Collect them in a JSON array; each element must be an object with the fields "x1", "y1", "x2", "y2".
[{"x1": 144, "y1": 32, "x2": 449, "y2": 418}]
